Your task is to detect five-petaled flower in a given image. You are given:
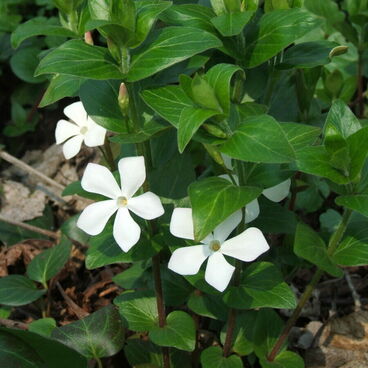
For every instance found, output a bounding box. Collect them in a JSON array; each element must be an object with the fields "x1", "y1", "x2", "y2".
[
  {"x1": 168, "y1": 208, "x2": 270, "y2": 292},
  {"x1": 77, "y1": 156, "x2": 164, "y2": 252},
  {"x1": 55, "y1": 101, "x2": 107, "y2": 159}
]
